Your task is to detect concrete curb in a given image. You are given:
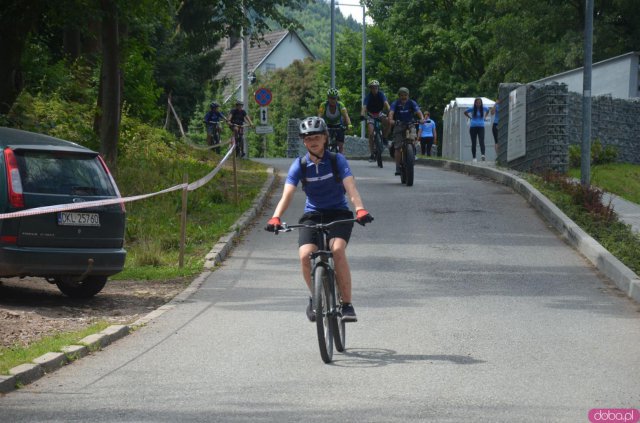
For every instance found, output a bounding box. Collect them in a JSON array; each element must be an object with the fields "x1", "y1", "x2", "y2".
[
  {"x1": 0, "y1": 167, "x2": 278, "y2": 396},
  {"x1": 417, "y1": 158, "x2": 640, "y2": 304}
]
